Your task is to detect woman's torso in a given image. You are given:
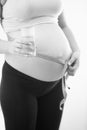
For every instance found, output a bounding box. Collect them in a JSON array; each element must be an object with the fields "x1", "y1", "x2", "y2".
[{"x1": 2, "y1": 0, "x2": 72, "y2": 81}]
